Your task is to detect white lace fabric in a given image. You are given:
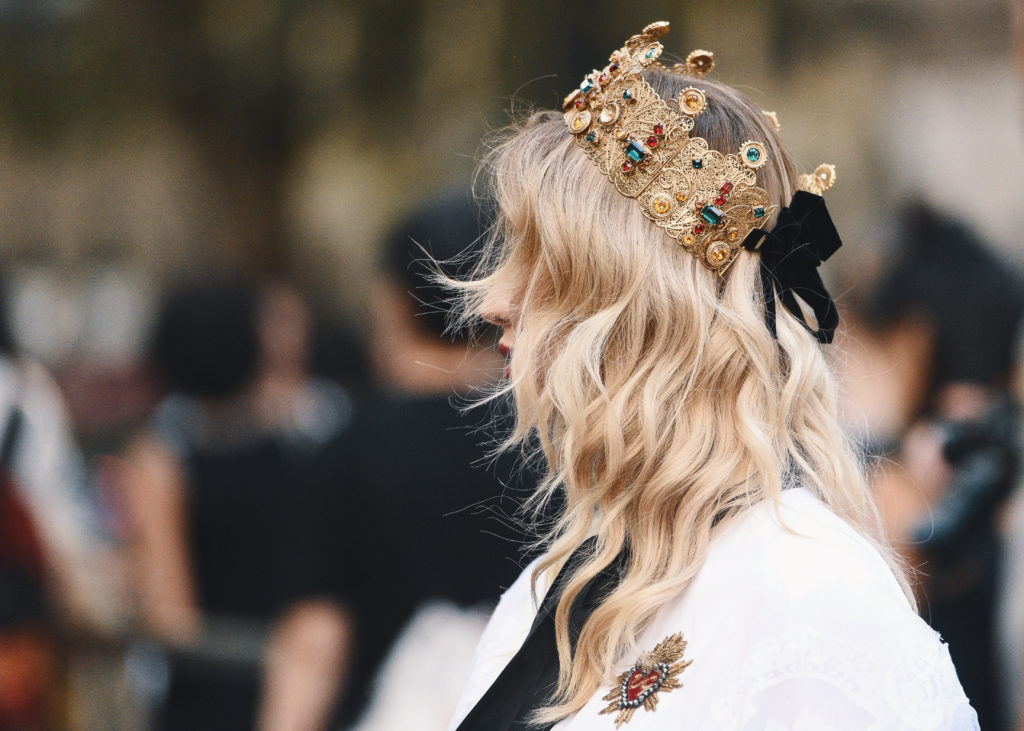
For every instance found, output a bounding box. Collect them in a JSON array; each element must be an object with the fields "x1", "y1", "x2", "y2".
[
  {"x1": 449, "y1": 489, "x2": 980, "y2": 730},
  {"x1": 708, "y1": 623, "x2": 977, "y2": 730}
]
